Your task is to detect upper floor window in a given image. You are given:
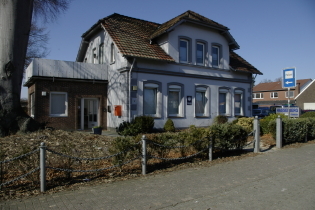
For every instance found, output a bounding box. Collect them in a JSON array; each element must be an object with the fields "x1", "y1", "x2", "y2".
[
  {"x1": 143, "y1": 82, "x2": 162, "y2": 118},
  {"x1": 196, "y1": 42, "x2": 205, "y2": 65},
  {"x1": 195, "y1": 86, "x2": 209, "y2": 117},
  {"x1": 110, "y1": 43, "x2": 115, "y2": 63},
  {"x1": 253, "y1": 93, "x2": 264, "y2": 99},
  {"x1": 285, "y1": 91, "x2": 294, "y2": 98},
  {"x1": 212, "y1": 45, "x2": 220, "y2": 67},
  {"x1": 168, "y1": 83, "x2": 184, "y2": 117},
  {"x1": 99, "y1": 43, "x2": 105, "y2": 64},
  {"x1": 234, "y1": 89, "x2": 244, "y2": 116},
  {"x1": 270, "y1": 92, "x2": 278, "y2": 98},
  {"x1": 93, "y1": 48, "x2": 97, "y2": 64},
  {"x1": 179, "y1": 39, "x2": 189, "y2": 63},
  {"x1": 50, "y1": 92, "x2": 68, "y2": 117}
]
